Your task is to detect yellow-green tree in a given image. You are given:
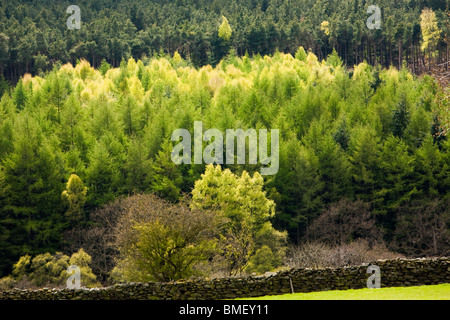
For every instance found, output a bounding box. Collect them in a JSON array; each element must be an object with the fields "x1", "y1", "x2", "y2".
[
  {"x1": 61, "y1": 174, "x2": 88, "y2": 221},
  {"x1": 218, "y1": 16, "x2": 232, "y2": 41},
  {"x1": 192, "y1": 165, "x2": 287, "y2": 275},
  {"x1": 320, "y1": 21, "x2": 330, "y2": 36},
  {"x1": 111, "y1": 194, "x2": 220, "y2": 282},
  {"x1": 420, "y1": 8, "x2": 441, "y2": 67},
  {"x1": 66, "y1": 248, "x2": 100, "y2": 288}
]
